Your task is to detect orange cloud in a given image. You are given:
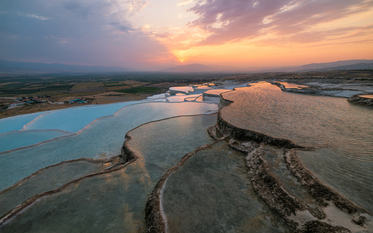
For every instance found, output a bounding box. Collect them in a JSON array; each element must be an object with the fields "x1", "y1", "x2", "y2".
[
  {"x1": 188, "y1": 0, "x2": 373, "y2": 46},
  {"x1": 160, "y1": 0, "x2": 373, "y2": 68}
]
